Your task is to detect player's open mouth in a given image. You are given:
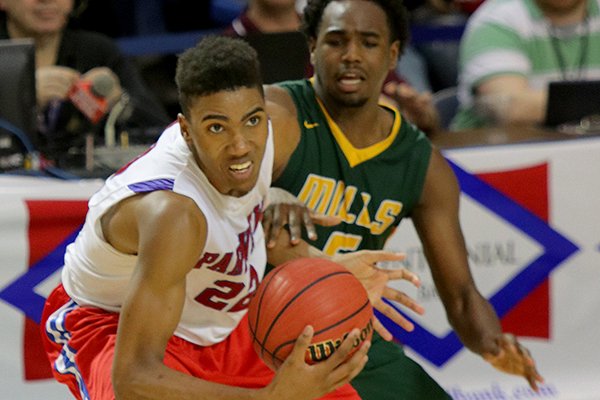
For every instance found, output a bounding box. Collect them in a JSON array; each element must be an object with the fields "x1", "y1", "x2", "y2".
[
  {"x1": 338, "y1": 73, "x2": 364, "y2": 92},
  {"x1": 229, "y1": 161, "x2": 252, "y2": 177}
]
